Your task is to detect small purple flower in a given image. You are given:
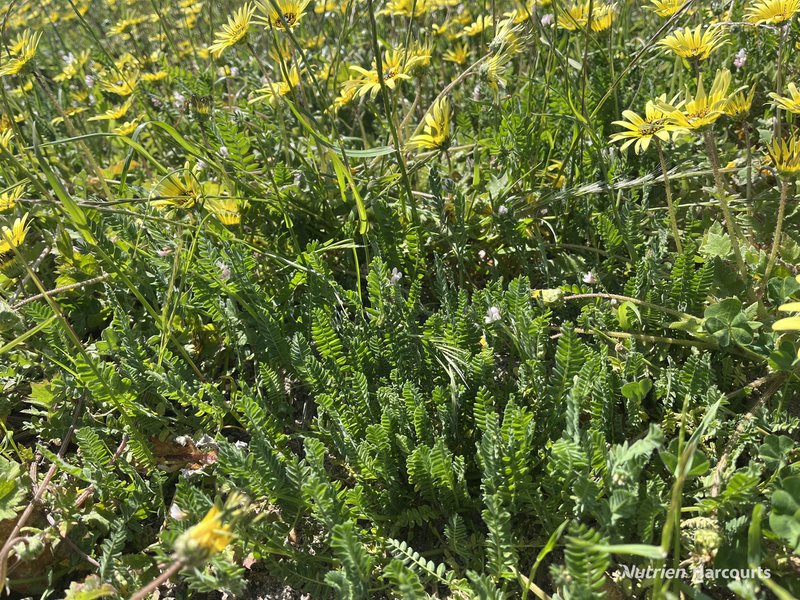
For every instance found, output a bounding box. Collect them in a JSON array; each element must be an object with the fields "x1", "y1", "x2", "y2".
[{"x1": 541, "y1": 13, "x2": 555, "y2": 26}]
